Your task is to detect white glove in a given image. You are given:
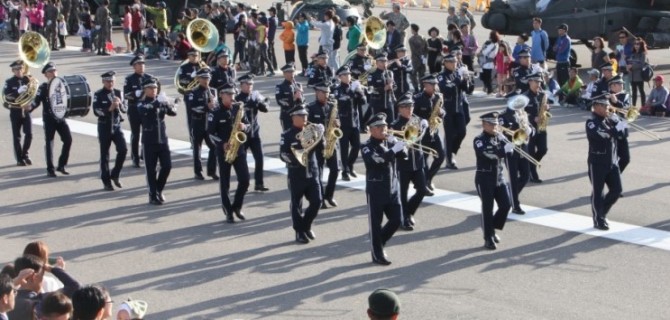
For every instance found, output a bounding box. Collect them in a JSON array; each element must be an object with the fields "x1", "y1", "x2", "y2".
[
  {"x1": 391, "y1": 140, "x2": 406, "y2": 153},
  {"x1": 386, "y1": 134, "x2": 397, "y2": 143},
  {"x1": 421, "y1": 55, "x2": 427, "y2": 65},
  {"x1": 616, "y1": 119, "x2": 628, "y2": 132},
  {"x1": 190, "y1": 70, "x2": 197, "y2": 78},
  {"x1": 504, "y1": 142, "x2": 514, "y2": 154},
  {"x1": 496, "y1": 132, "x2": 506, "y2": 141},
  {"x1": 364, "y1": 63, "x2": 372, "y2": 71},
  {"x1": 135, "y1": 90, "x2": 142, "y2": 98},
  {"x1": 420, "y1": 119, "x2": 429, "y2": 131},
  {"x1": 608, "y1": 112, "x2": 619, "y2": 122},
  {"x1": 251, "y1": 90, "x2": 260, "y2": 102},
  {"x1": 157, "y1": 92, "x2": 168, "y2": 103},
  {"x1": 351, "y1": 80, "x2": 360, "y2": 92},
  {"x1": 17, "y1": 85, "x2": 27, "y2": 94},
  {"x1": 316, "y1": 123, "x2": 325, "y2": 134}
]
